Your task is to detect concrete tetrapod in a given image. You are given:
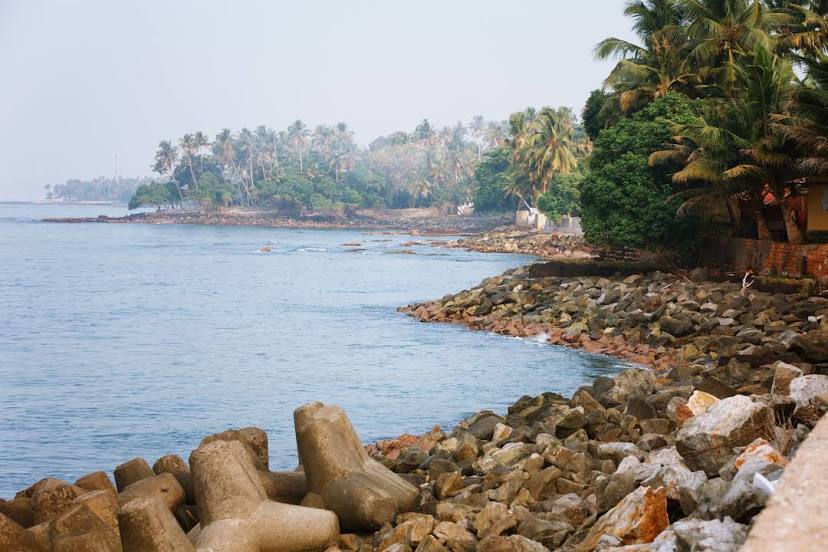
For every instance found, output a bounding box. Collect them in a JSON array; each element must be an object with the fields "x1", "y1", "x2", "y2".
[
  {"x1": 198, "y1": 427, "x2": 309, "y2": 504},
  {"x1": 189, "y1": 439, "x2": 339, "y2": 552},
  {"x1": 294, "y1": 402, "x2": 419, "y2": 531}
]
